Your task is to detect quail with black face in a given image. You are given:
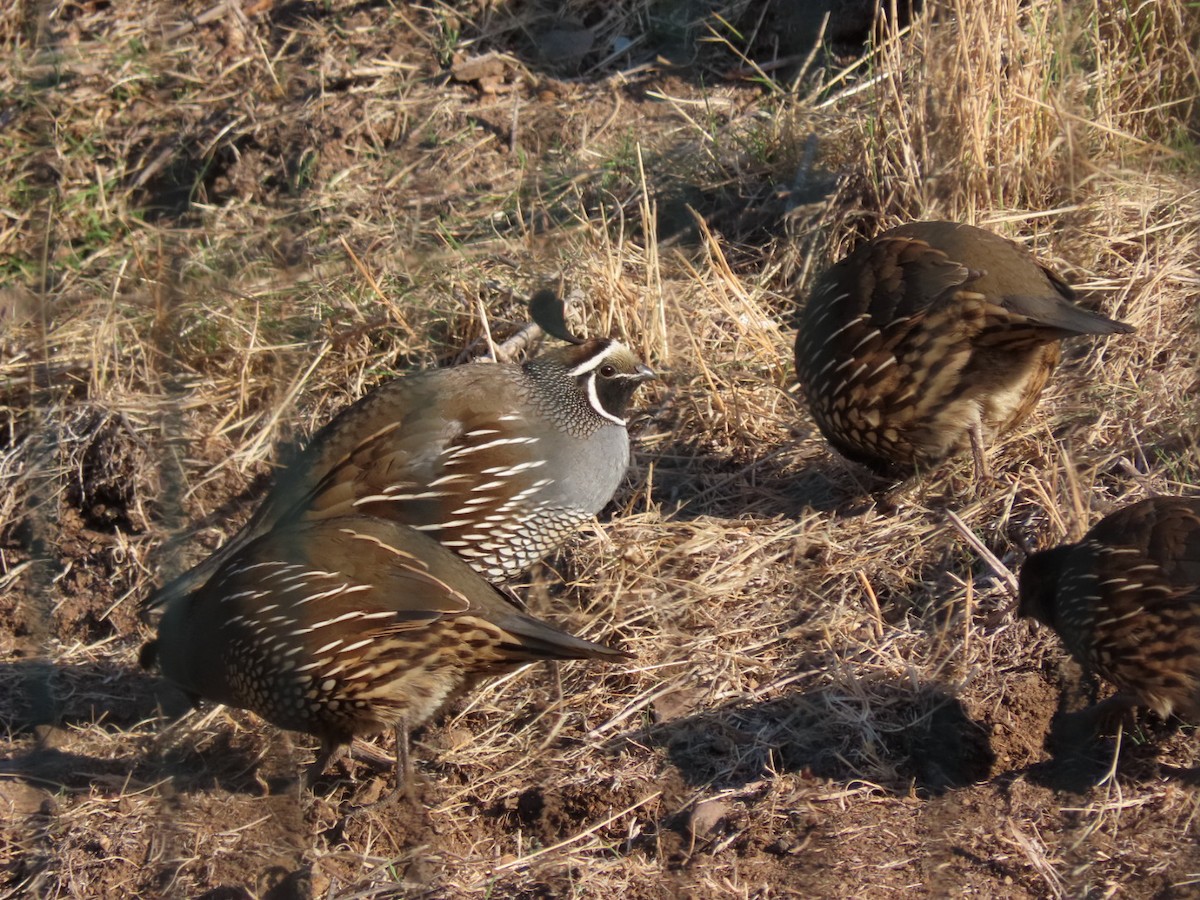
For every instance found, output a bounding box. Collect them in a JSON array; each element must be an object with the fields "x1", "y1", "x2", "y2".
[
  {"x1": 141, "y1": 515, "x2": 630, "y2": 796},
  {"x1": 147, "y1": 293, "x2": 654, "y2": 608},
  {"x1": 794, "y1": 221, "x2": 1134, "y2": 477},
  {"x1": 1019, "y1": 496, "x2": 1200, "y2": 728}
]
